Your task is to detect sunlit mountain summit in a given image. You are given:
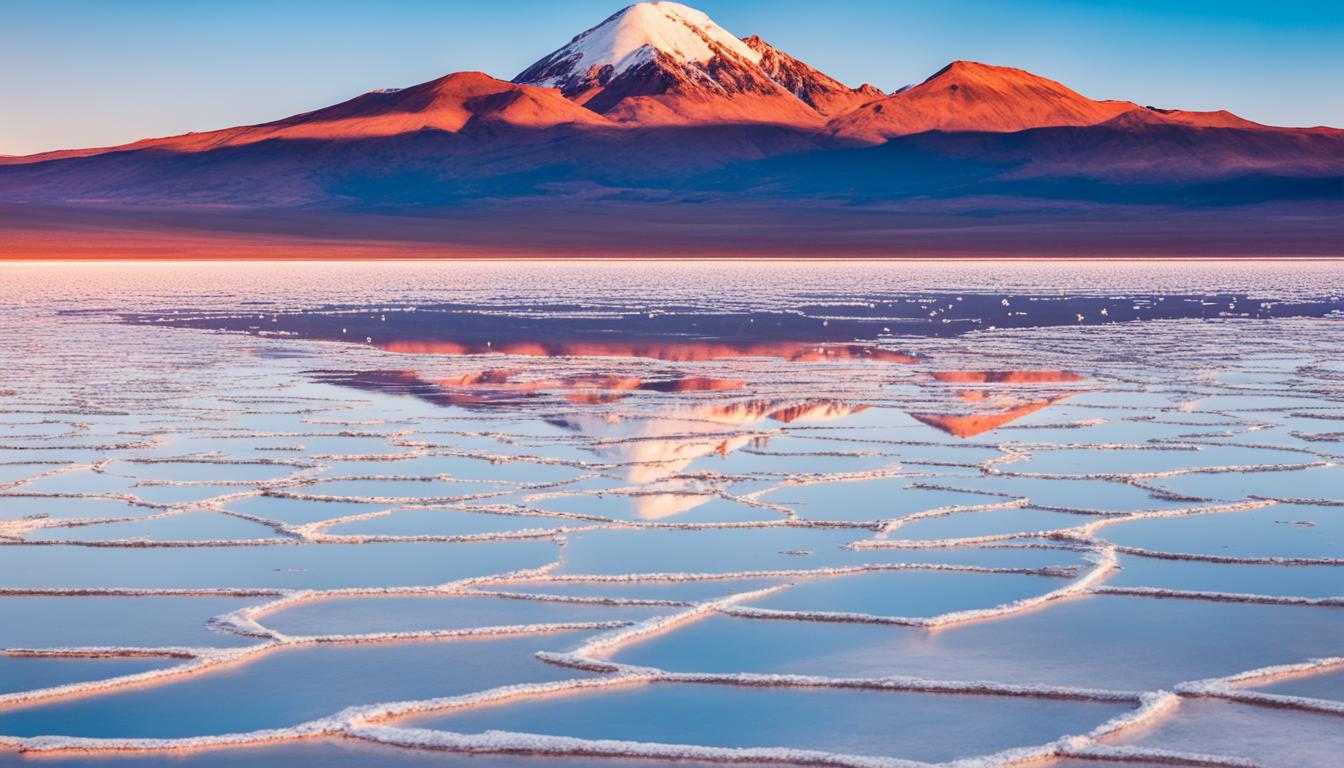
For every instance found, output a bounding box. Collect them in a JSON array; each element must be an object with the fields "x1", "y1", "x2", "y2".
[{"x1": 1, "y1": 1, "x2": 1340, "y2": 258}]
